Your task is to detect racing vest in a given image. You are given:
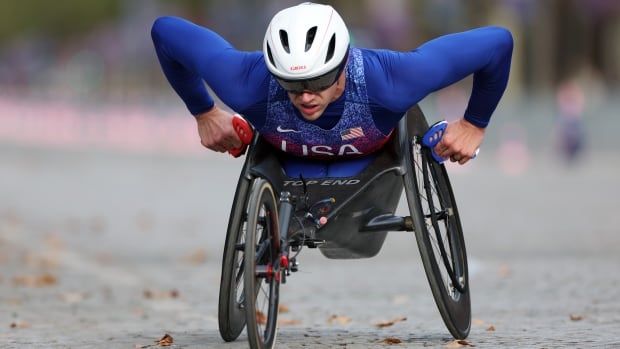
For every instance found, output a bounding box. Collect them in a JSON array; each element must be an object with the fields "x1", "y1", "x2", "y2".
[{"x1": 260, "y1": 48, "x2": 391, "y2": 160}]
